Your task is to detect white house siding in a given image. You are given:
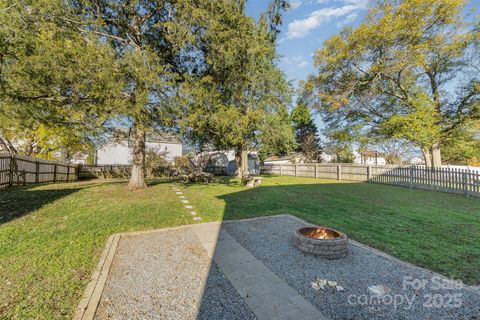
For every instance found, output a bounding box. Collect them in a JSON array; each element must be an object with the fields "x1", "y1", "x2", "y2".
[
  {"x1": 353, "y1": 152, "x2": 386, "y2": 166},
  {"x1": 96, "y1": 141, "x2": 182, "y2": 165}
]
